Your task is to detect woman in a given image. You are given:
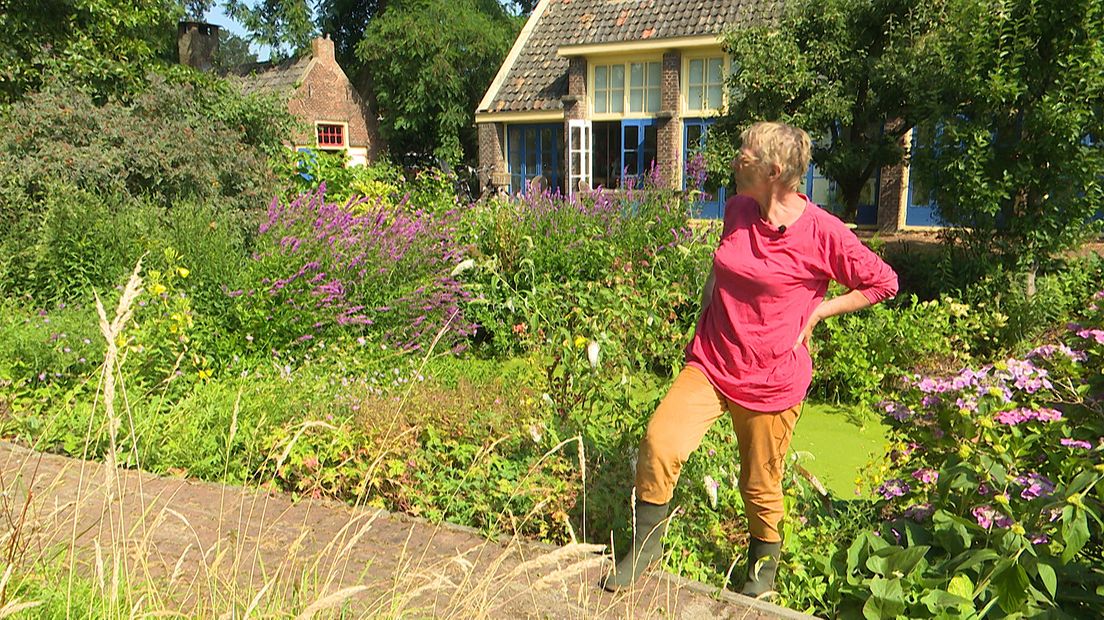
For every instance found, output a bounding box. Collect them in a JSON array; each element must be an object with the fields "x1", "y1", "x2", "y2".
[{"x1": 601, "y1": 121, "x2": 898, "y2": 598}]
